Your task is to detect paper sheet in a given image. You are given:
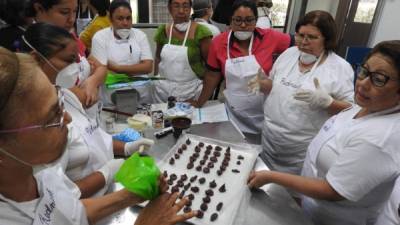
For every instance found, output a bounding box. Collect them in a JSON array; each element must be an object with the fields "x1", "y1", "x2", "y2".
[{"x1": 192, "y1": 102, "x2": 229, "y2": 124}]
